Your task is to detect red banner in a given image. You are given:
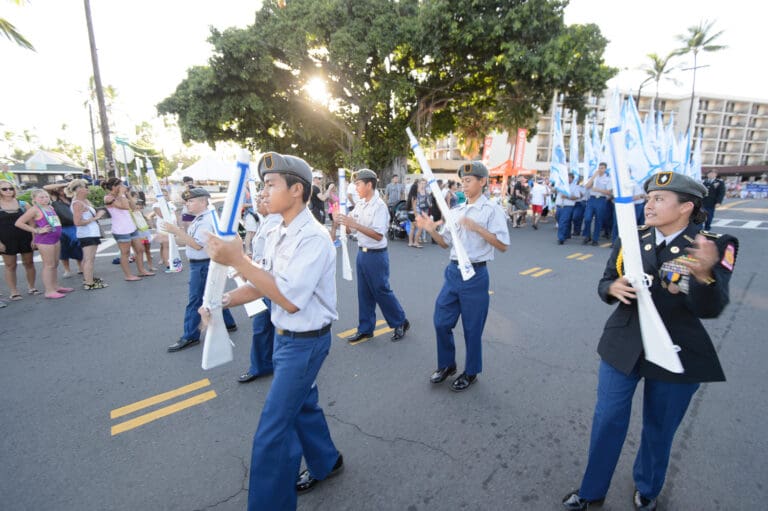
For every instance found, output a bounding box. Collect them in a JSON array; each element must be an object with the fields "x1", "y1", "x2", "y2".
[
  {"x1": 481, "y1": 136, "x2": 493, "y2": 163},
  {"x1": 512, "y1": 128, "x2": 527, "y2": 171}
]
